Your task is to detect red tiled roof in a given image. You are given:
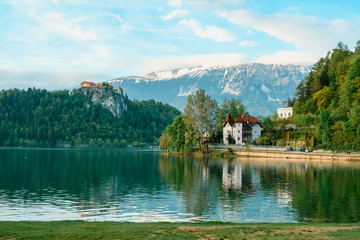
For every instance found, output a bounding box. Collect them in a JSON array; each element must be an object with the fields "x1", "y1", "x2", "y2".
[
  {"x1": 234, "y1": 115, "x2": 247, "y2": 123},
  {"x1": 81, "y1": 81, "x2": 96, "y2": 85},
  {"x1": 224, "y1": 113, "x2": 261, "y2": 128},
  {"x1": 223, "y1": 113, "x2": 234, "y2": 126},
  {"x1": 224, "y1": 112, "x2": 262, "y2": 130},
  {"x1": 245, "y1": 116, "x2": 259, "y2": 123},
  {"x1": 234, "y1": 115, "x2": 260, "y2": 124}
]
